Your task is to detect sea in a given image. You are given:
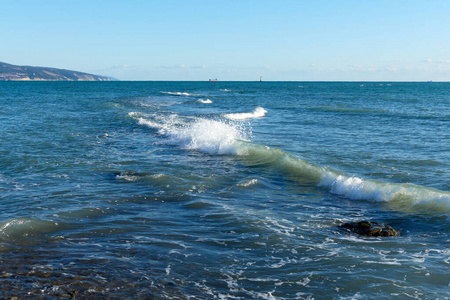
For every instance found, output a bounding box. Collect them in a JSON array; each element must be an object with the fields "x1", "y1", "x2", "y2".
[{"x1": 0, "y1": 81, "x2": 449, "y2": 299}]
